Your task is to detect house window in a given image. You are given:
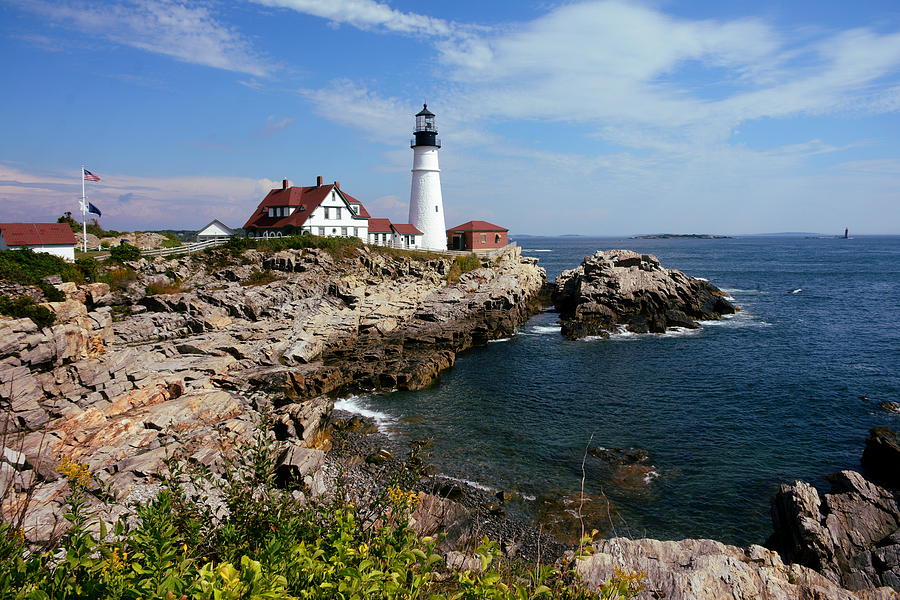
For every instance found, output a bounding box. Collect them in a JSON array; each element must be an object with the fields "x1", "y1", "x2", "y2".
[
  {"x1": 324, "y1": 207, "x2": 331, "y2": 219},
  {"x1": 335, "y1": 207, "x2": 342, "y2": 219},
  {"x1": 319, "y1": 227, "x2": 325, "y2": 235},
  {"x1": 332, "y1": 228, "x2": 337, "y2": 234},
  {"x1": 495, "y1": 233, "x2": 501, "y2": 244},
  {"x1": 350, "y1": 205, "x2": 358, "y2": 215},
  {"x1": 435, "y1": 205, "x2": 438, "y2": 212},
  {"x1": 268, "y1": 208, "x2": 275, "y2": 217},
  {"x1": 341, "y1": 227, "x2": 348, "y2": 236},
  {"x1": 480, "y1": 233, "x2": 486, "y2": 243}
]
